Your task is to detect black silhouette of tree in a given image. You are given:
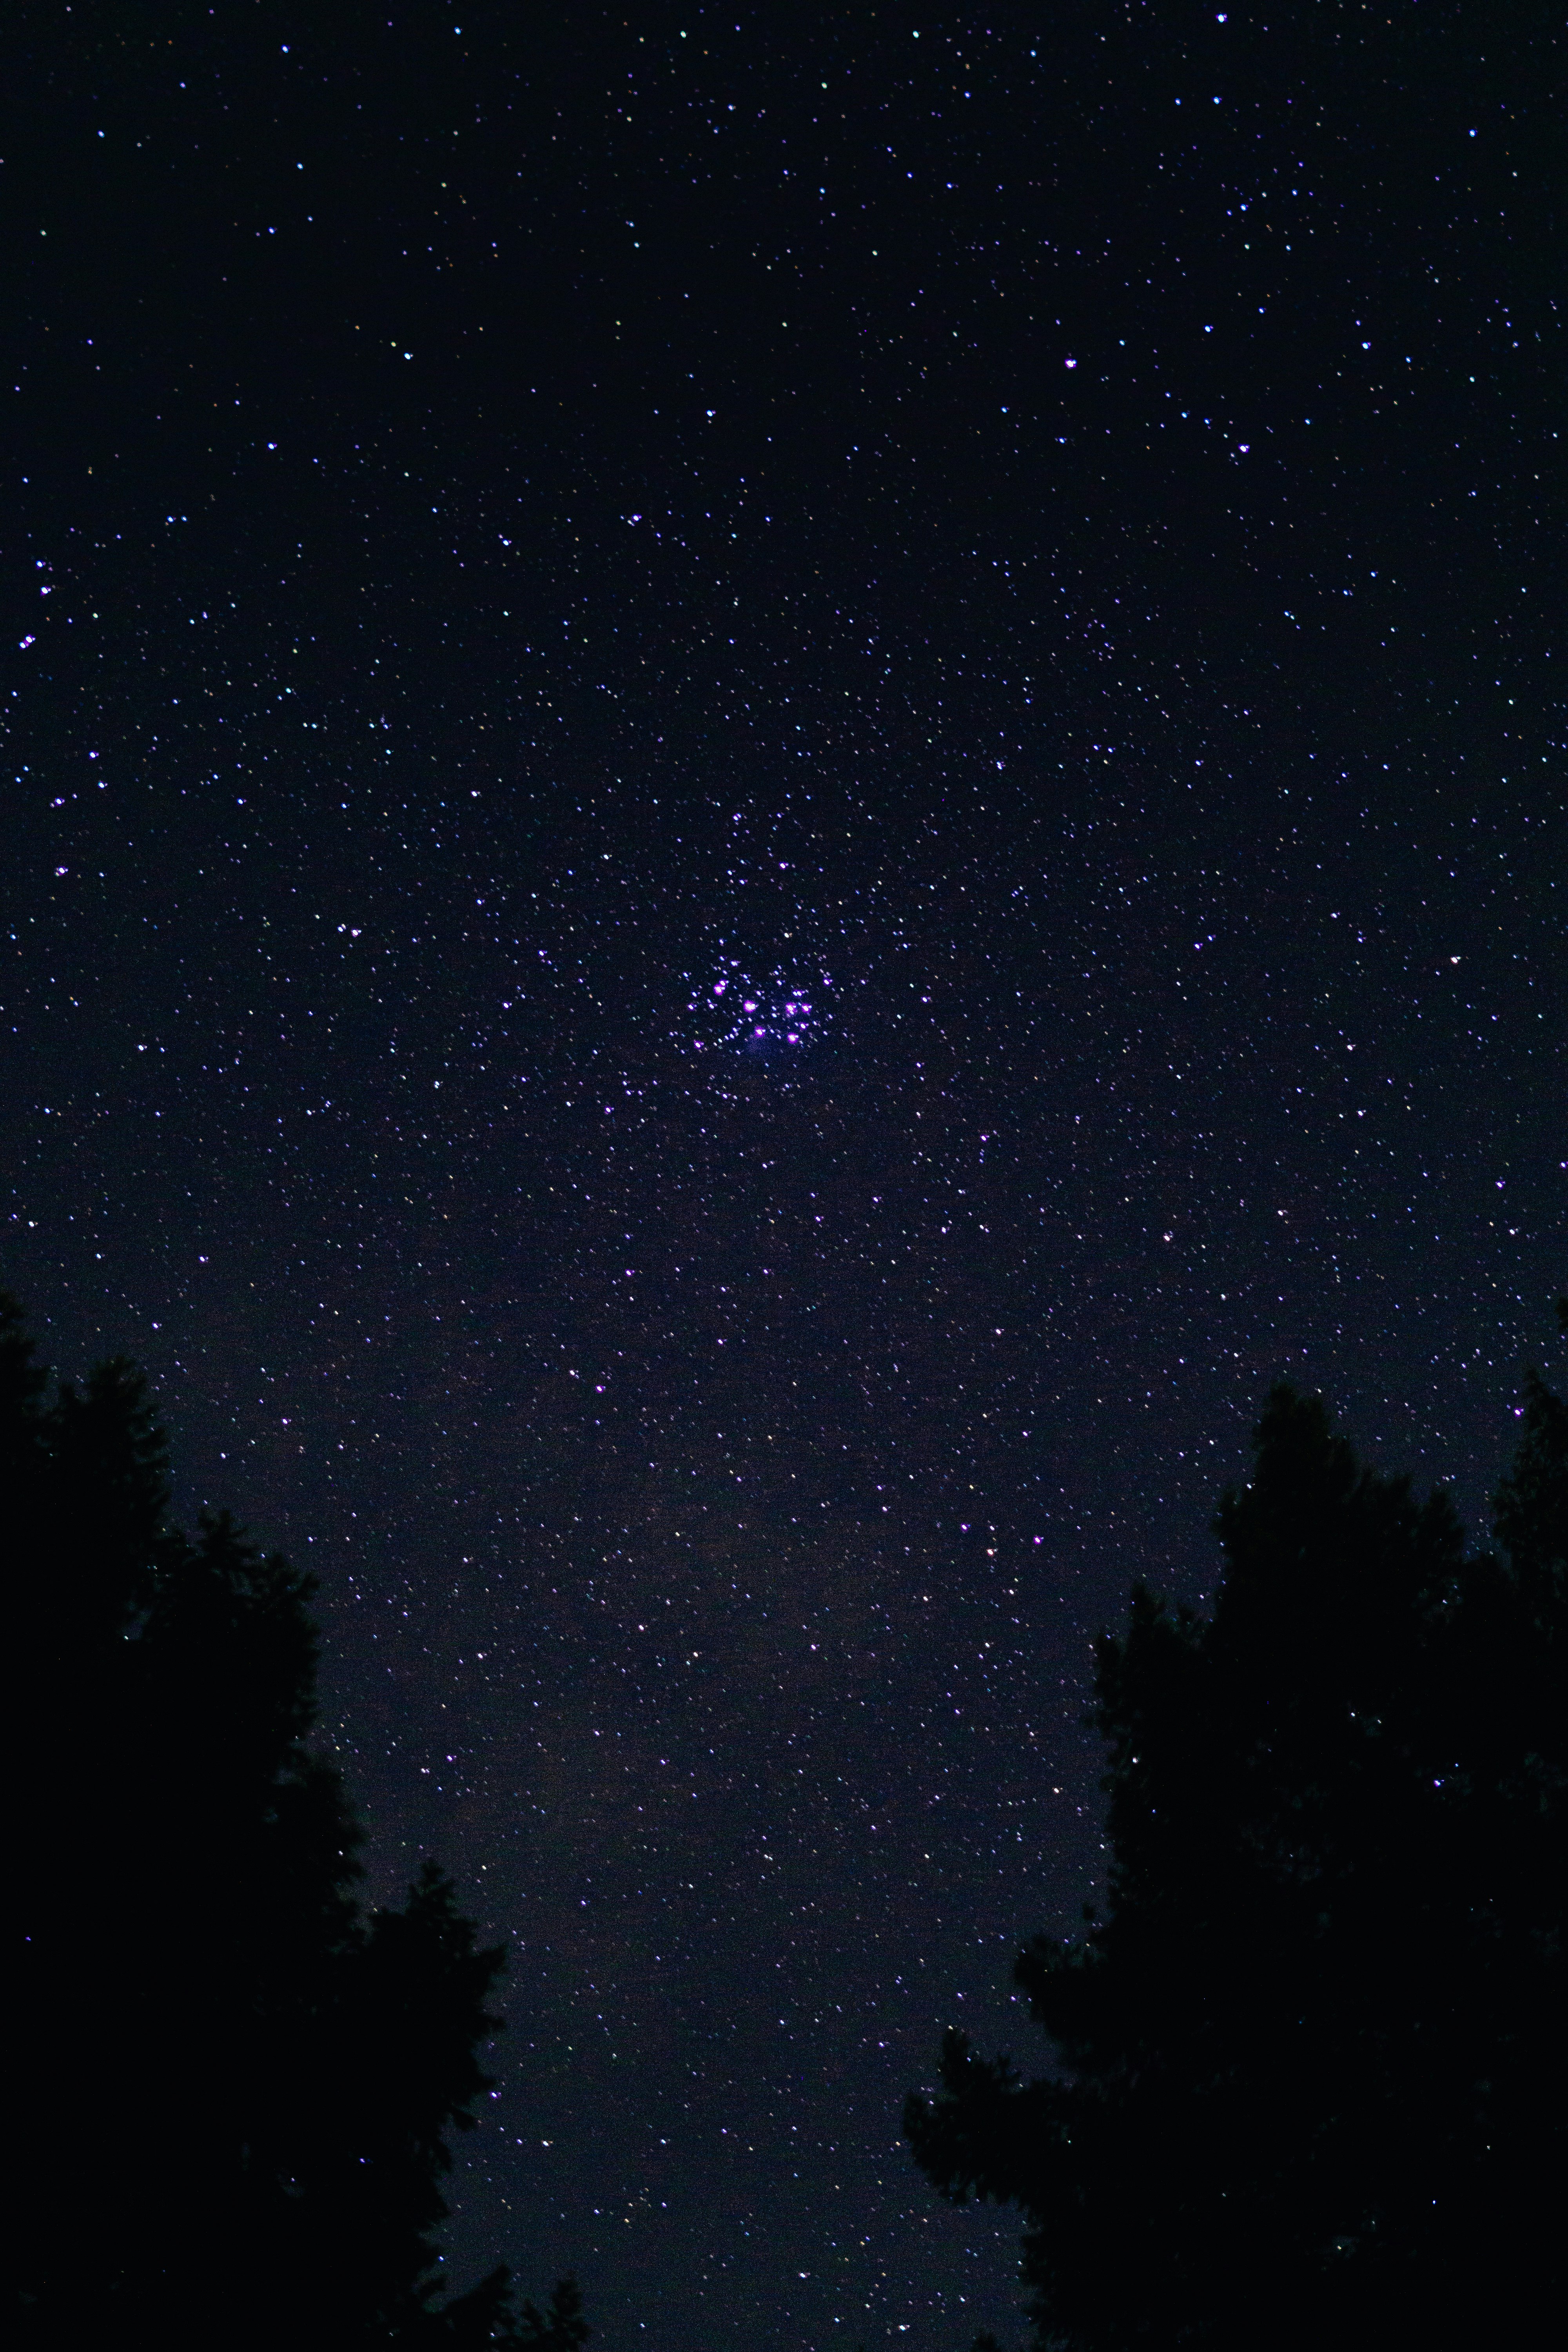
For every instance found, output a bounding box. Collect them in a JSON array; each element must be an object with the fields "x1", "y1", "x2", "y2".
[
  {"x1": 908, "y1": 1315, "x2": 1566, "y2": 2352},
  {"x1": 7, "y1": 1295, "x2": 586, "y2": 2351}
]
